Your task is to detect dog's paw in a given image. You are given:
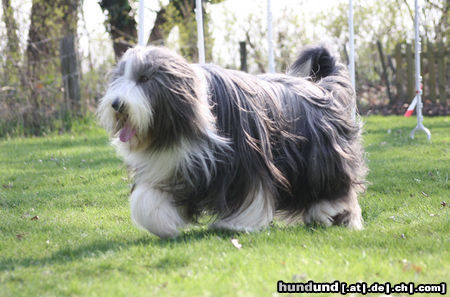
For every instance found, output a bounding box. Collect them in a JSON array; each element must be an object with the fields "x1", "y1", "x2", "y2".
[{"x1": 303, "y1": 198, "x2": 363, "y2": 230}]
